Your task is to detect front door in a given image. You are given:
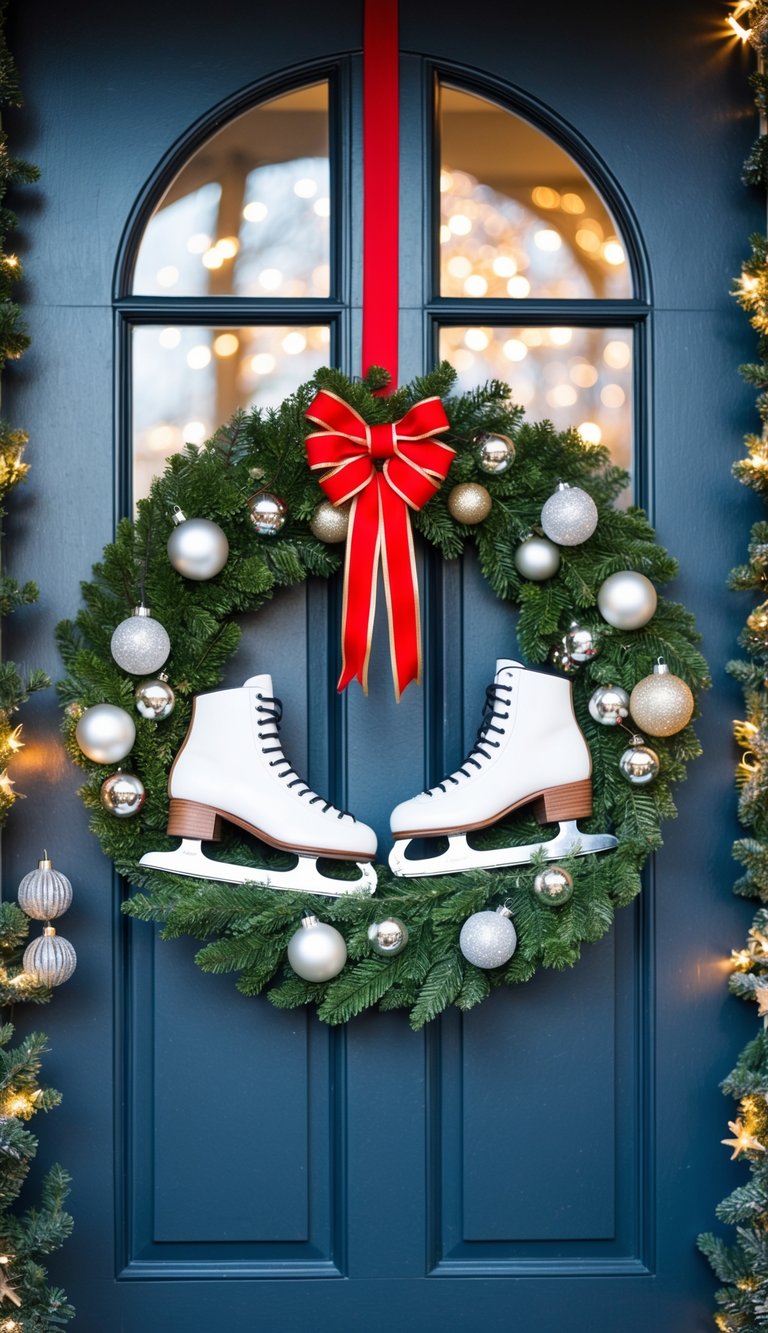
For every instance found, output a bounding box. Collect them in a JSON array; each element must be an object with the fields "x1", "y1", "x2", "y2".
[{"x1": 5, "y1": 3, "x2": 758, "y2": 1329}]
